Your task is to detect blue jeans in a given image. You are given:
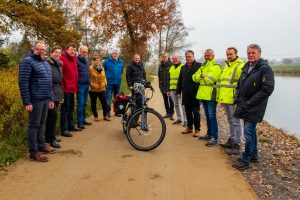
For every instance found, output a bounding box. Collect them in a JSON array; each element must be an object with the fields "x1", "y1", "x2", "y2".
[
  {"x1": 202, "y1": 100, "x2": 218, "y2": 140},
  {"x1": 106, "y1": 84, "x2": 121, "y2": 113},
  {"x1": 60, "y1": 93, "x2": 75, "y2": 132},
  {"x1": 77, "y1": 84, "x2": 89, "y2": 125},
  {"x1": 242, "y1": 120, "x2": 258, "y2": 162},
  {"x1": 27, "y1": 100, "x2": 48, "y2": 155}
]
